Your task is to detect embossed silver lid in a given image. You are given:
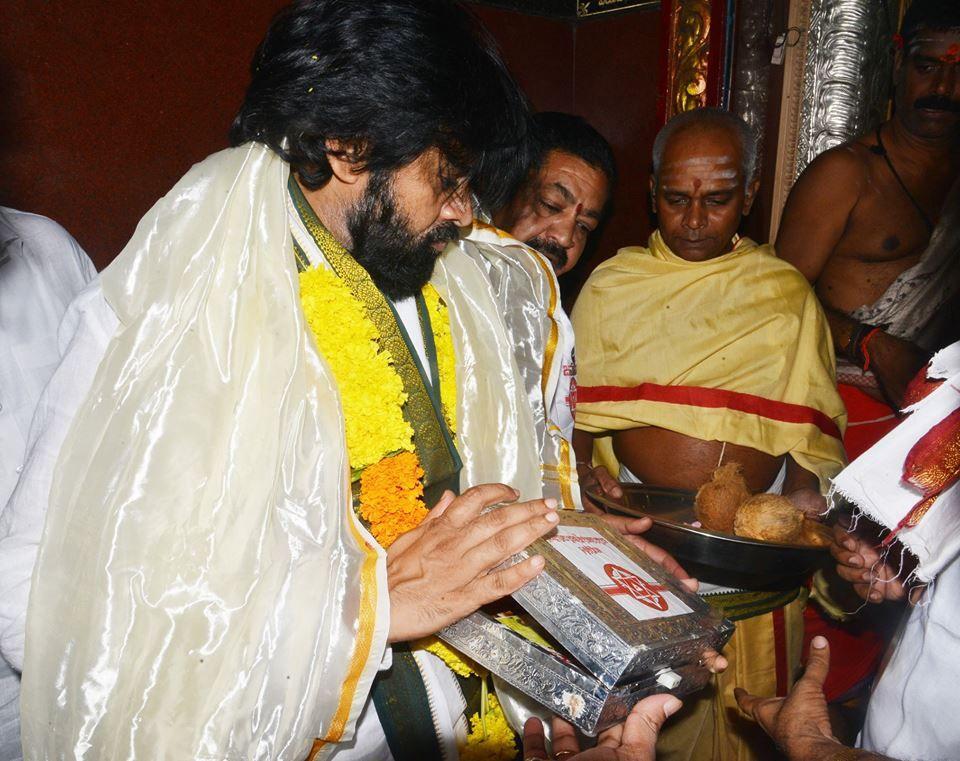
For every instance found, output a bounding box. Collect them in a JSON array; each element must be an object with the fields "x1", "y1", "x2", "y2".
[{"x1": 438, "y1": 512, "x2": 734, "y2": 734}]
